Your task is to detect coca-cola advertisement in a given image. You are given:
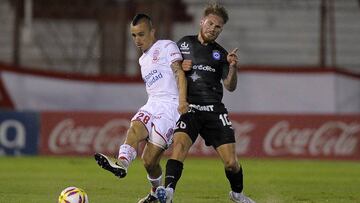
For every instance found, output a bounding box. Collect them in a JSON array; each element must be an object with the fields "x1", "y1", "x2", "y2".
[
  {"x1": 40, "y1": 112, "x2": 132, "y2": 156},
  {"x1": 40, "y1": 112, "x2": 360, "y2": 160},
  {"x1": 230, "y1": 114, "x2": 360, "y2": 160}
]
